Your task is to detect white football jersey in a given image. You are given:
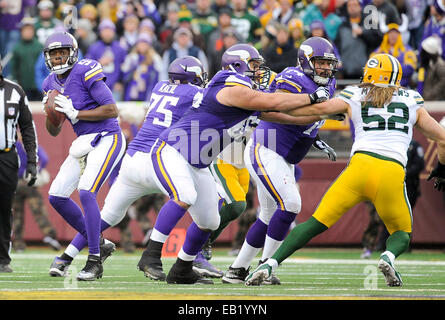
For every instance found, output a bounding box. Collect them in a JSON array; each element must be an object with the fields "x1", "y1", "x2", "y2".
[{"x1": 338, "y1": 85, "x2": 424, "y2": 167}]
